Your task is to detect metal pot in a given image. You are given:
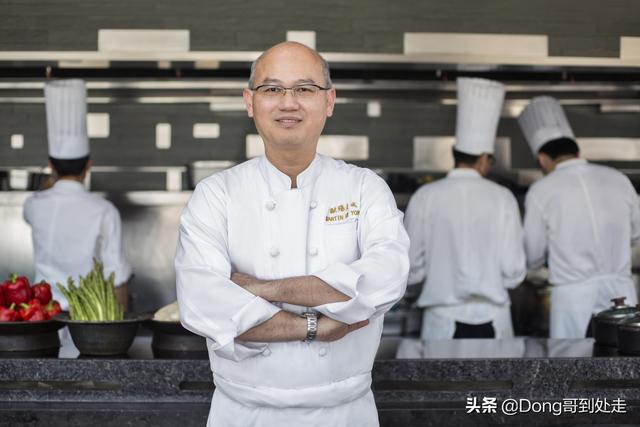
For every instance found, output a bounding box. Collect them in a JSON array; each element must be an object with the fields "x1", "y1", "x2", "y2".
[
  {"x1": 617, "y1": 305, "x2": 640, "y2": 355},
  {"x1": 144, "y1": 320, "x2": 208, "y2": 359},
  {"x1": 591, "y1": 297, "x2": 639, "y2": 347},
  {"x1": 0, "y1": 319, "x2": 64, "y2": 358},
  {"x1": 57, "y1": 313, "x2": 143, "y2": 356}
]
